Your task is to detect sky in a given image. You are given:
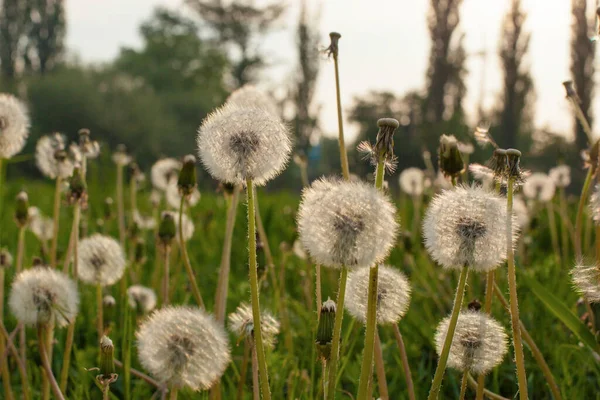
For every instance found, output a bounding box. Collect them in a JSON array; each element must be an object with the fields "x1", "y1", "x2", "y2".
[{"x1": 66, "y1": 0, "x2": 592, "y2": 140}]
